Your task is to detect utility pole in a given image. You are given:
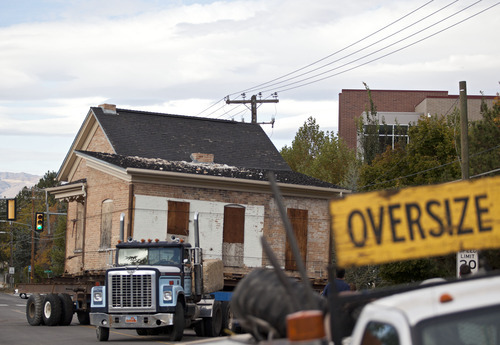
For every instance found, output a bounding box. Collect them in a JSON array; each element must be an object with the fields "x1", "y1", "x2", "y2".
[
  {"x1": 225, "y1": 93, "x2": 279, "y2": 124},
  {"x1": 459, "y1": 81, "x2": 469, "y2": 180}
]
